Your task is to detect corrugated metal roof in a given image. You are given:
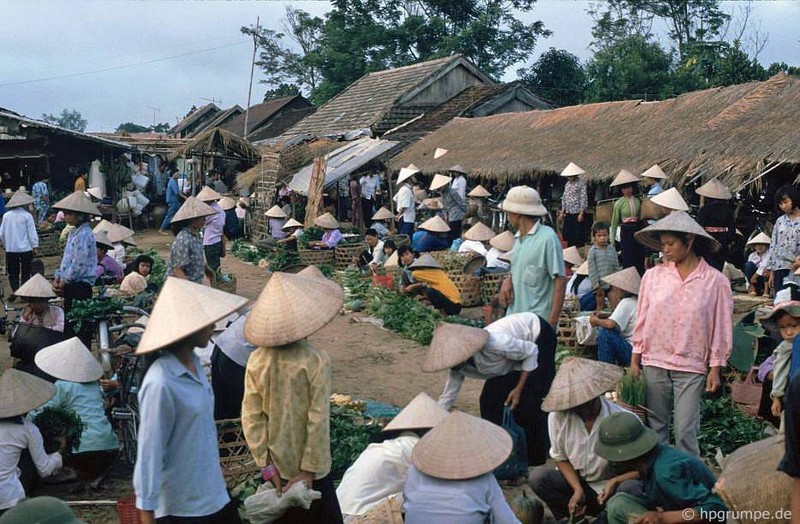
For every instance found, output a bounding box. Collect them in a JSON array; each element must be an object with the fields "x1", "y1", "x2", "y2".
[
  {"x1": 288, "y1": 138, "x2": 398, "y2": 194},
  {"x1": 0, "y1": 110, "x2": 132, "y2": 150}
]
